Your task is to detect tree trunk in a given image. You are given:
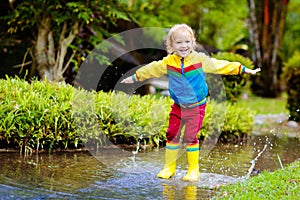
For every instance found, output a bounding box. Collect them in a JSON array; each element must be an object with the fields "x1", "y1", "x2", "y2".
[
  {"x1": 35, "y1": 16, "x2": 54, "y2": 80},
  {"x1": 248, "y1": 0, "x2": 289, "y2": 97},
  {"x1": 34, "y1": 16, "x2": 78, "y2": 82},
  {"x1": 54, "y1": 21, "x2": 78, "y2": 82}
]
